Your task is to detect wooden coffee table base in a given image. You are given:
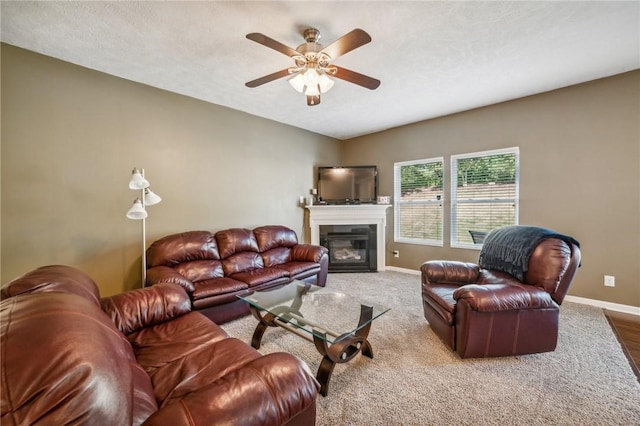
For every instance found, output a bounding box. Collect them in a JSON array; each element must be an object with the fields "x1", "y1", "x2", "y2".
[{"x1": 249, "y1": 304, "x2": 374, "y2": 397}]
